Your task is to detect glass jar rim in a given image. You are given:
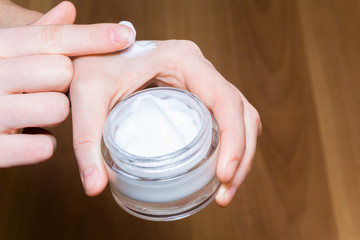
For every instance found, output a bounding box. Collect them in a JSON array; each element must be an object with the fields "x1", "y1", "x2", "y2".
[{"x1": 102, "y1": 87, "x2": 213, "y2": 170}]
